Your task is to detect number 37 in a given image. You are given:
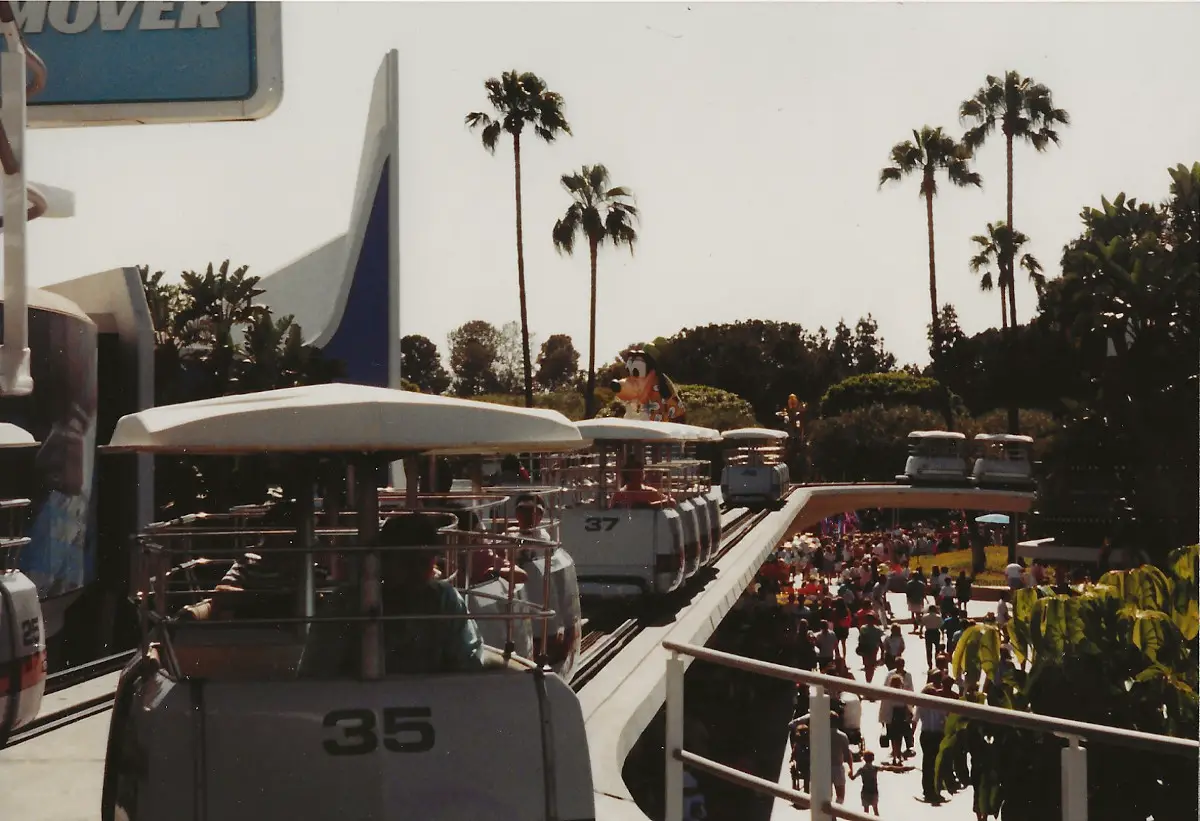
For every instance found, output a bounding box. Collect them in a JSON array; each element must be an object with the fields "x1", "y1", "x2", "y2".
[
  {"x1": 584, "y1": 516, "x2": 618, "y2": 532},
  {"x1": 322, "y1": 707, "x2": 434, "y2": 755}
]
